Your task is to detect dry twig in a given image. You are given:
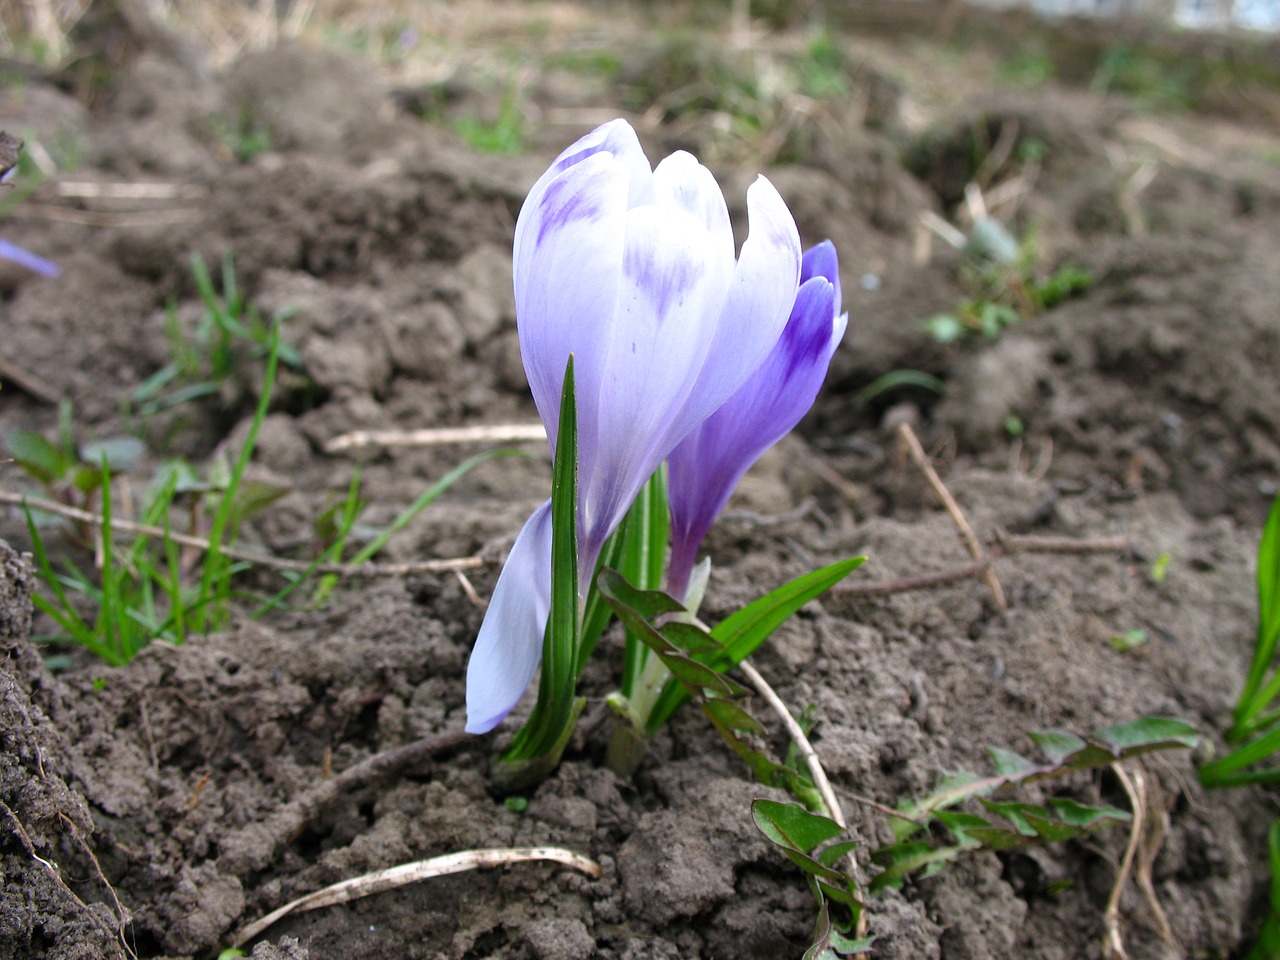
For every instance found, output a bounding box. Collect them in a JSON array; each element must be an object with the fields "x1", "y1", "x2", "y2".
[
  {"x1": 325, "y1": 423, "x2": 546, "y2": 453},
  {"x1": 0, "y1": 491, "x2": 484, "y2": 576},
  {"x1": 233, "y1": 846, "x2": 602, "y2": 948},
  {"x1": 1103, "y1": 764, "x2": 1146, "y2": 959},
  {"x1": 896, "y1": 423, "x2": 1007, "y2": 611},
  {"x1": 218, "y1": 729, "x2": 475, "y2": 876}
]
